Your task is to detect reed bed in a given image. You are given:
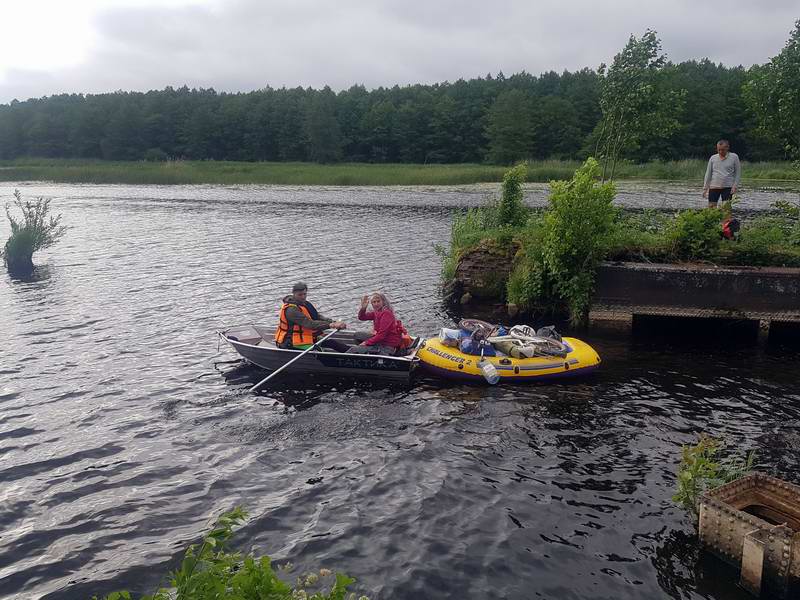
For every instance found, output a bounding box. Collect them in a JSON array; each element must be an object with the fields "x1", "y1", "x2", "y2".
[{"x1": 0, "y1": 158, "x2": 797, "y2": 186}]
